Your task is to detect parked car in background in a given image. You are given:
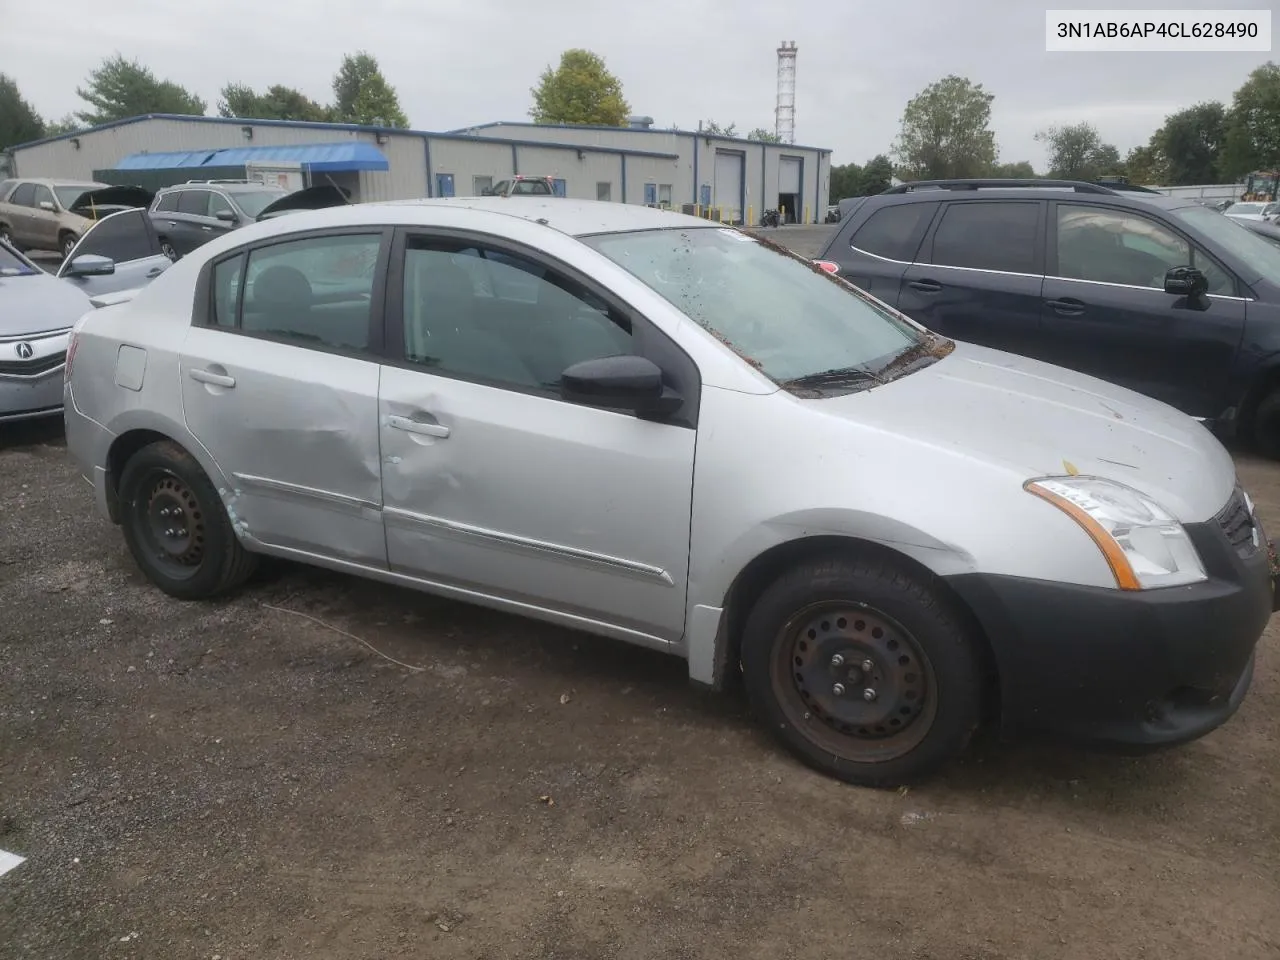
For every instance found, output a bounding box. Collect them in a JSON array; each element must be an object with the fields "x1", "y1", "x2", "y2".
[
  {"x1": 0, "y1": 237, "x2": 95, "y2": 423},
  {"x1": 816, "y1": 178, "x2": 1280, "y2": 455},
  {"x1": 1224, "y1": 201, "x2": 1279, "y2": 222},
  {"x1": 63, "y1": 197, "x2": 1273, "y2": 787},
  {"x1": 150, "y1": 181, "x2": 350, "y2": 260},
  {"x1": 482, "y1": 175, "x2": 558, "y2": 197},
  {"x1": 0, "y1": 178, "x2": 154, "y2": 258},
  {"x1": 1242, "y1": 218, "x2": 1280, "y2": 249},
  {"x1": 57, "y1": 207, "x2": 174, "y2": 299}
]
